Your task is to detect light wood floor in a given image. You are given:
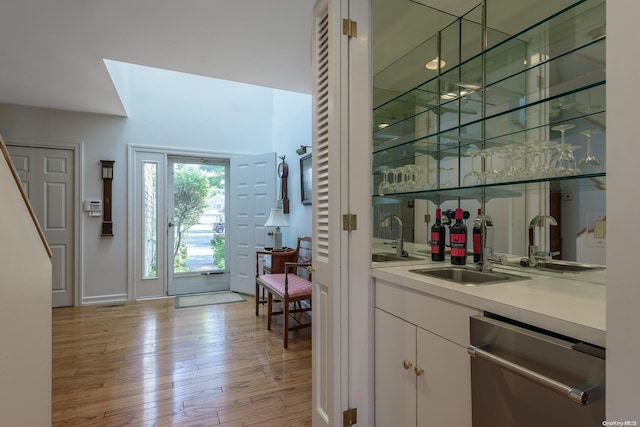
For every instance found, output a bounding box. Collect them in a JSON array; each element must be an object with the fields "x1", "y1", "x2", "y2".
[{"x1": 52, "y1": 295, "x2": 312, "y2": 426}]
